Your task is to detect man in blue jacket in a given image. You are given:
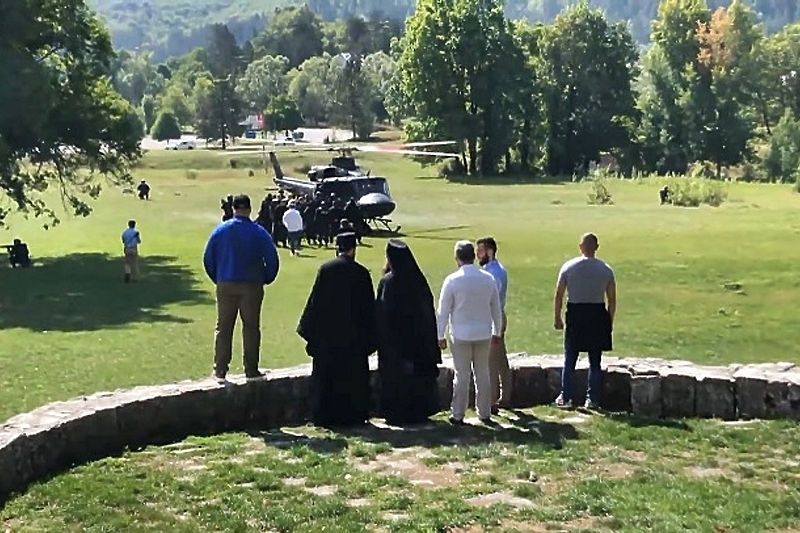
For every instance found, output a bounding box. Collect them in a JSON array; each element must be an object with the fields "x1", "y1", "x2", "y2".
[{"x1": 203, "y1": 194, "x2": 280, "y2": 382}]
